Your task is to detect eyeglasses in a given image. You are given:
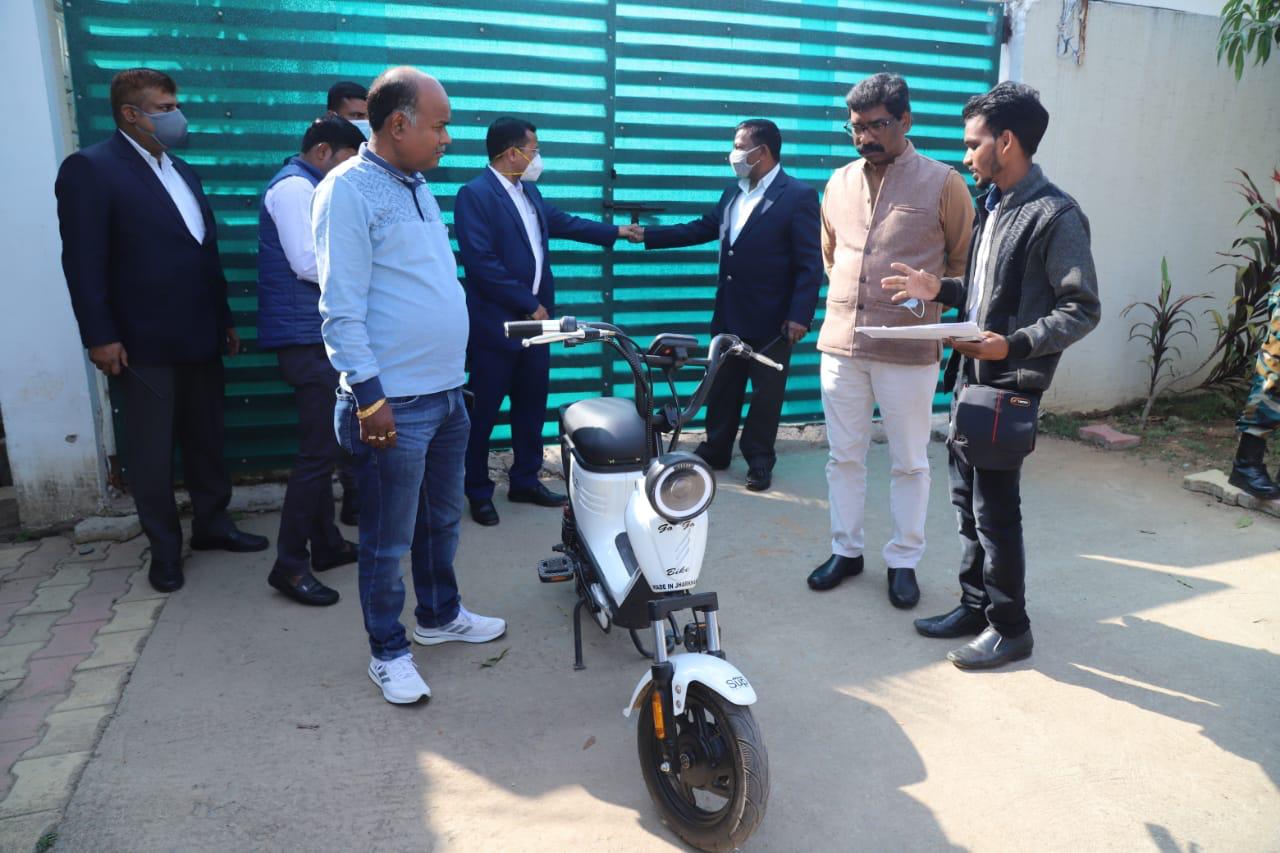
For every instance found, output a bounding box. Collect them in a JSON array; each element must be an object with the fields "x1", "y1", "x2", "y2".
[{"x1": 843, "y1": 118, "x2": 895, "y2": 137}]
